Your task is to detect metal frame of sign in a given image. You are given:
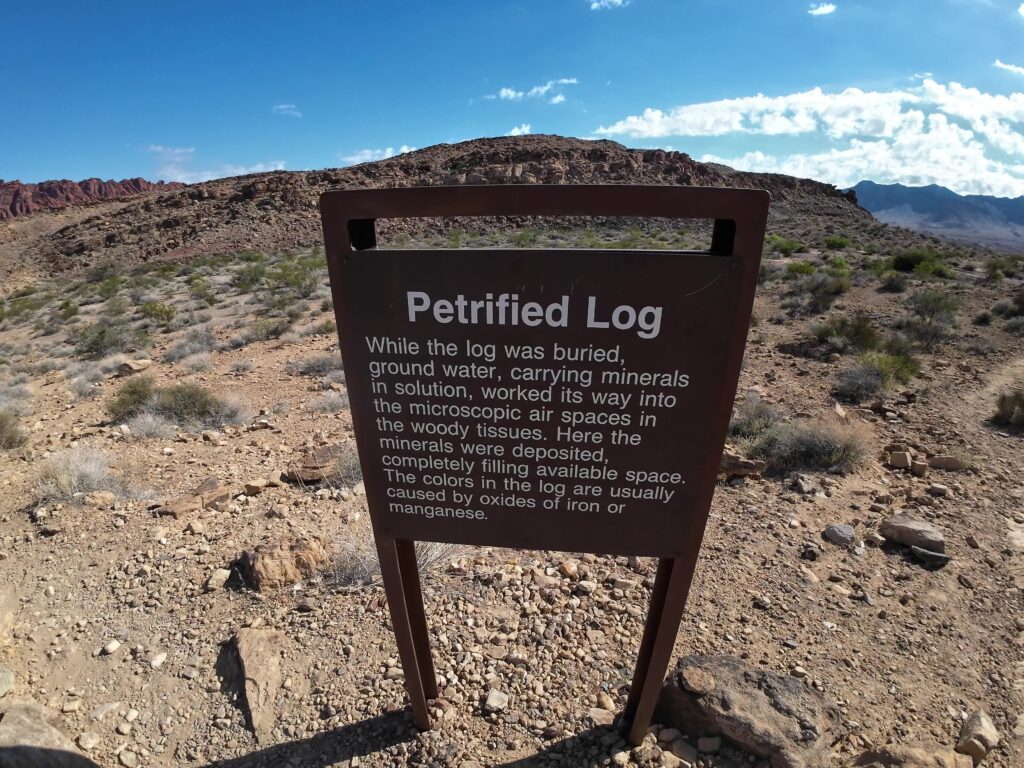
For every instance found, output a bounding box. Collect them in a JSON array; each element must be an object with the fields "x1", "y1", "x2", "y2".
[{"x1": 319, "y1": 185, "x2": 769, "y2": 746}]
